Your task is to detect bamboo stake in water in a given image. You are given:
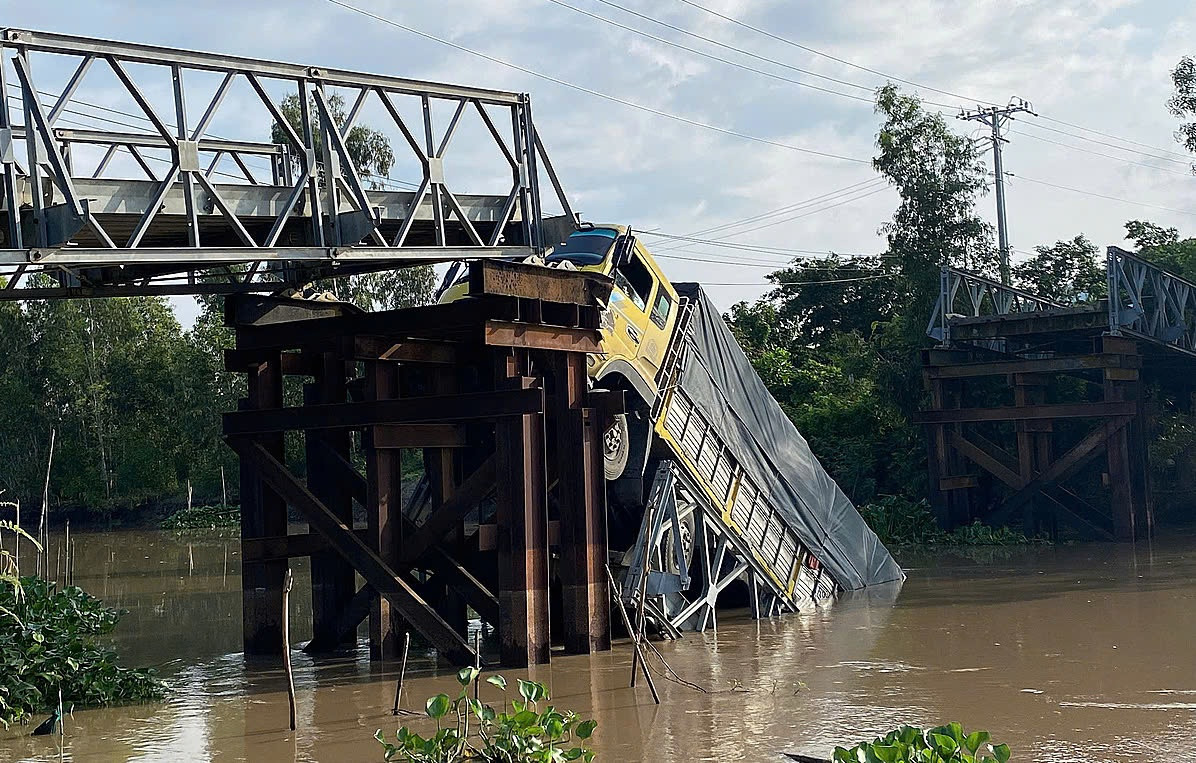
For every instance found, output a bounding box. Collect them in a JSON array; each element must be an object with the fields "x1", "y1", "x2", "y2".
[
  {"x1": 220, "y1": 466, "x2": 227, "y2": 508},
  {"x1": 14, "y1": 499, "x2": 19, "y2": 576},
  {"x1": 39, "y1": 428, "x2": 55, "y2": 579},
  {"x1": 391, "y1": 632, "x2": 411, "y2": 715},
  {"x1": 282, "y1": 568, "x2": 296, "y2": 731},
  {"x1": 604, "y1": 564, "x2": 659, "y2": 704},
  {"x1": 64, "y1": 520, "x2": 70, "y2": 586},
  {"x1": 473, "y1": 630, "x2": 481, "y2": 703}
]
